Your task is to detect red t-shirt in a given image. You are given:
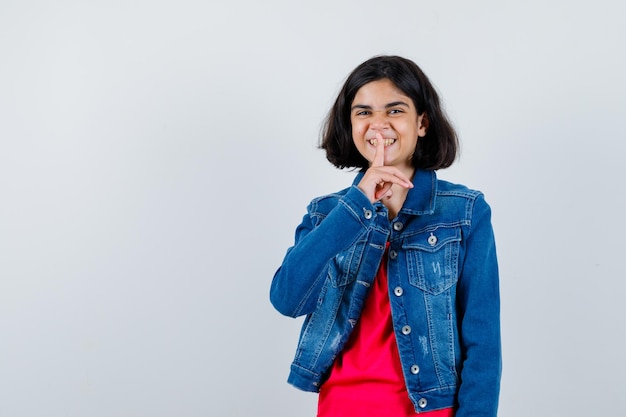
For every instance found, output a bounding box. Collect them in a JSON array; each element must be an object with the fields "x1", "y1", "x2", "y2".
[{"x1": 317, "y1": 246, "x2": 454, "y2": 417}]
